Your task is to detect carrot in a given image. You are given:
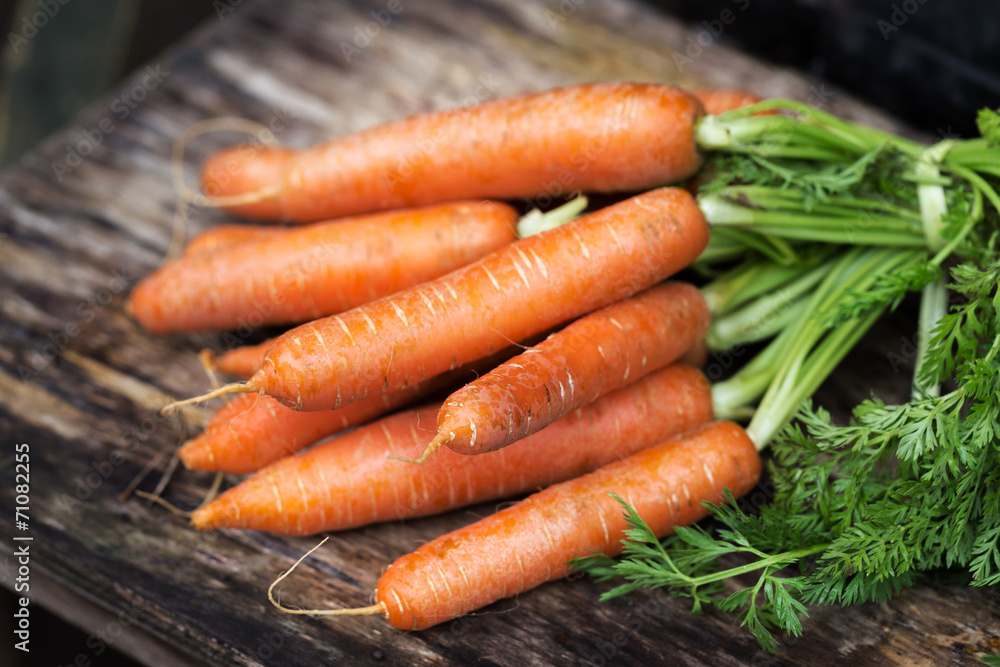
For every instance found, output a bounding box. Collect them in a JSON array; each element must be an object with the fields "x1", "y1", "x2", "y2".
[
  {"x1": 129, "y1": 200, "x2": 517, "y2": 334},
  {"x1": 212, "y1": 339, "x2": 272, "y2": 378},
  {"x1": 269, "y1": 420, "x2": 760, "y2": 629},
  {"x1": 181, "y1": 224, "x2": 284, "y2": 257},
  {"x1": 200, "y1": 144, "x2": 297, "y2": 208},
  {"x1": 411, "y1": 282, "x2": 710, "y2": 461},
  {"x1": 181, "y1": 342, "x2": 529, "y2": 474},
  {"x1": 193, "y1": 364, "x2": 713, "y2": 533},
  {"x1": 178, "y1": 390, "x2": 415, "y2": 474},
  {"x1": 164, "y1": 187, "x2": 709, "y2": 413},
  {"x1": 200, "y1": 83, "x2": 704, "y2": 222},
  {"x1": 693, "y1": 89, "x2": 763, "y2": 116}
]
